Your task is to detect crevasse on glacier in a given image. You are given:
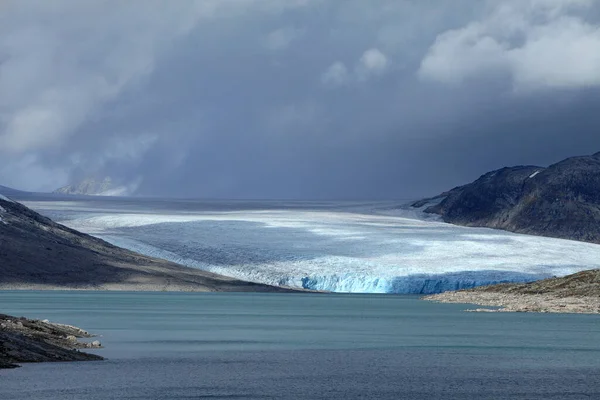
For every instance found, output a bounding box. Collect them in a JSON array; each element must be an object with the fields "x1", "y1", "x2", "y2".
[{"x1": 94, "y1": 233, "x2": 551, "y2": 294}]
